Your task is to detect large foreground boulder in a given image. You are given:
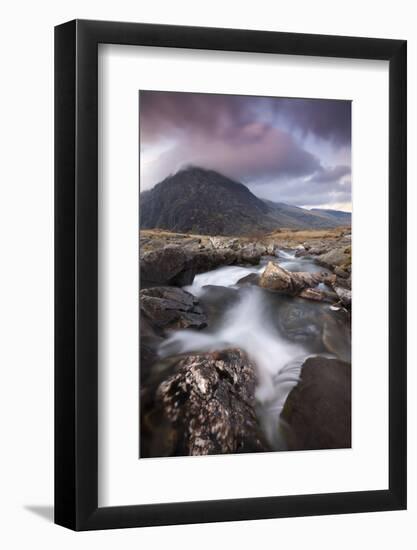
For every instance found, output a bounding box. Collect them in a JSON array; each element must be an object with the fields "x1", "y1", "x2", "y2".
[
  {"x1": 156, "y1": 349, "x2": 269, "y2": 456},
  {"x1": 281, "y1": 356, "x2": 351, "y2": 450},
  {"x1": 259, "y1": 261, "x2": 333, "y2": 295}
]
